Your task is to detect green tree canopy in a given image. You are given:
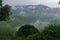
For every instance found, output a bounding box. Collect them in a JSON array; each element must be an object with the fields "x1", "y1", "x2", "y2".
[
  {"x1": 41, "y1": 24, "x2": 60, "y2": 40},
  {"x1": 0, "y1": 0, "x2": 11, "y2": 21},
  {"x1": 16, "y1": 24, "x2": 40, "y2": 37}
]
